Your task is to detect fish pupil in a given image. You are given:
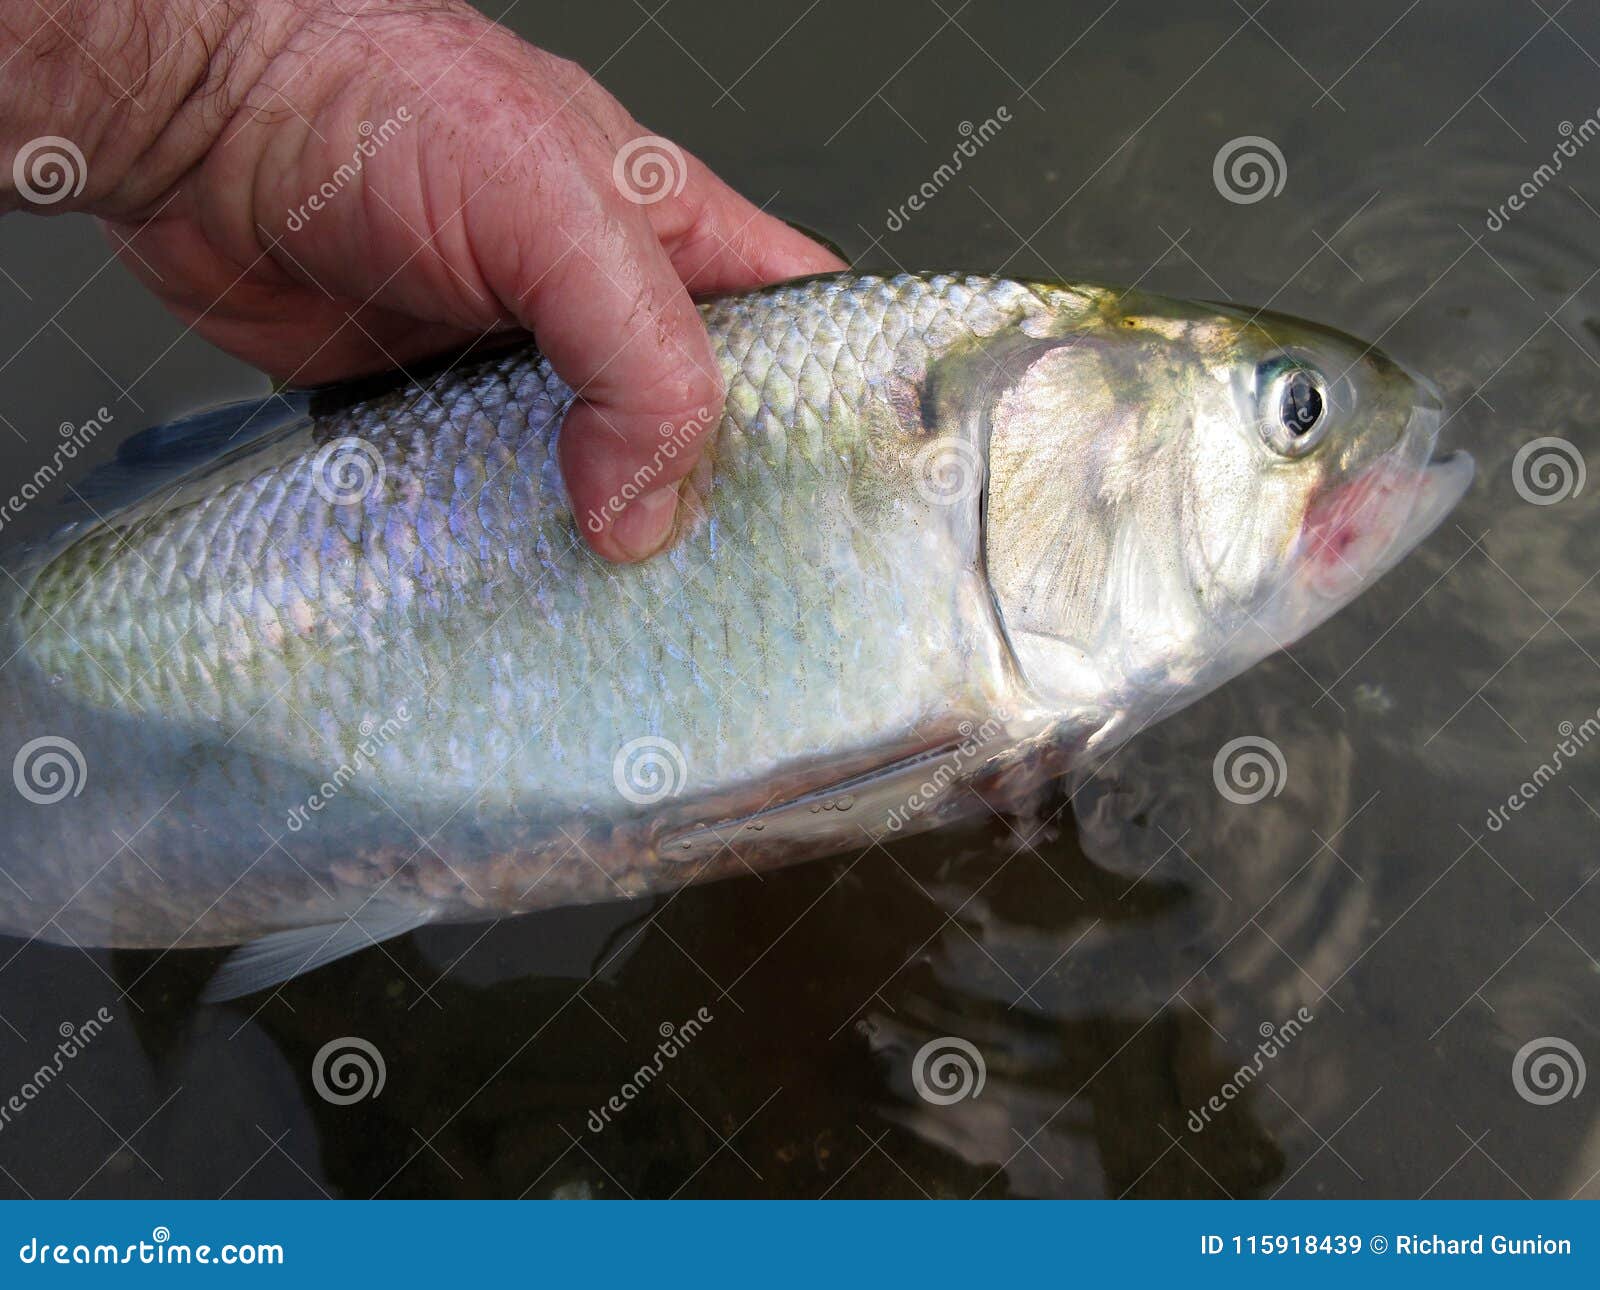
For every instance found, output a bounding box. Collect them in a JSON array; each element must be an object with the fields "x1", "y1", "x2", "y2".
[{"x1": 1281, "y1": 370, "x2": 1323, "y2": 435}]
